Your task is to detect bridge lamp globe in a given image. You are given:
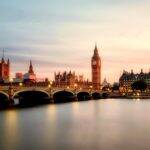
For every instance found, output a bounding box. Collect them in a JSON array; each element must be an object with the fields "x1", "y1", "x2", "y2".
[
  {"x1": 89, "y1": 85, "x2": 93, "y2": 89},
  {"x1": 50, "y1": 81, "x2": 53, "y2": 85},
  {"x1": 19, "y1": 82, "x2": 23, "y2": 87},
  {"x1": 74, "y1": 83, "x2": 77, "y2": 89},
  {"x1": 10, "y1": 78, "x2": 13, "y2": 83},
  {"x1": 48, "y1": 84, "x2": 51, "y2": 88}
]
